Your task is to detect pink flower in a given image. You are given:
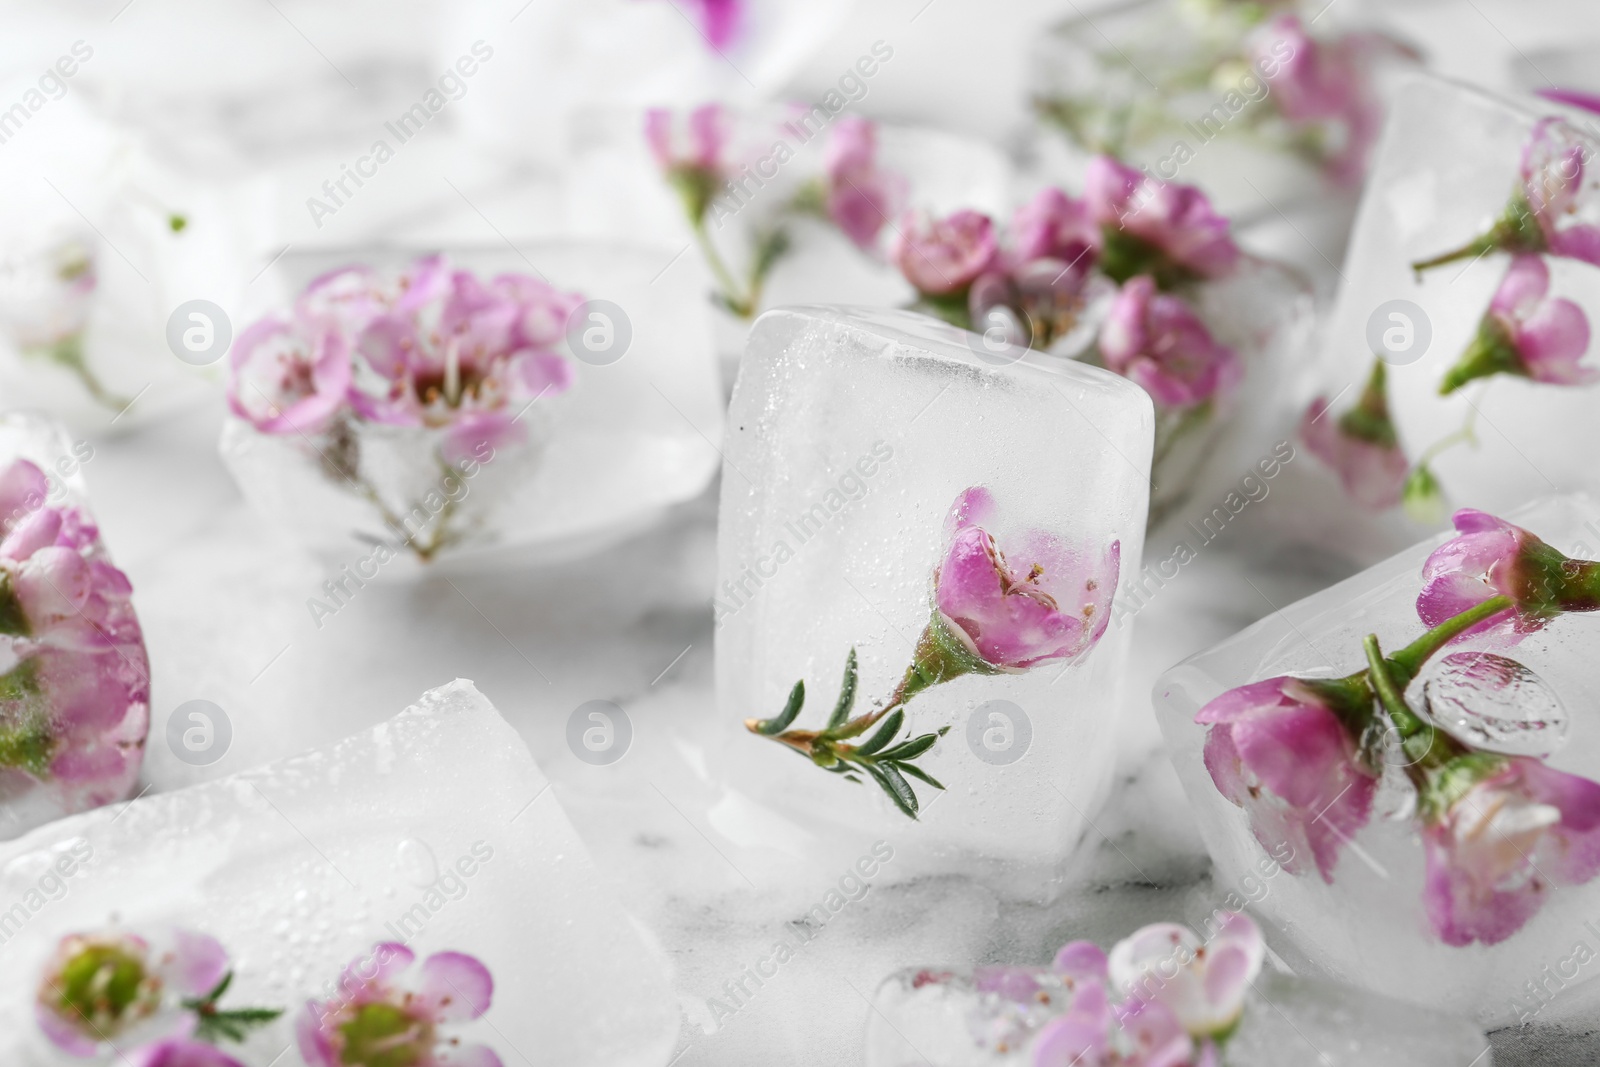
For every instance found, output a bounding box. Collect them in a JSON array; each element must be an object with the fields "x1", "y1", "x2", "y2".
[
  {"x1": 1083, "y1": 157, "x2": 1239, "y2": 286},
  {"x1": 0, "y1": 459, "x2": 149, "y2": 814},
  {"x1": 1300, "y1": 360, "x2": 1408, "y2": 511},
  {"x1": 1422, "y1": 756, "x2": 1600, "y2": 946},
  {"x1": 1416, "y1": 508, "x2": 1600, "y2": 639},
  {"x1": 297, "y1": 943, "x2": 500, "y2": 1067},
  {"x1": 1520, "y1": 118, "x2": 1600, "y2": 268},
  {"x1": 35, "y1": 928, "x2": 229, "y2": 1055},
  {"x1": 932, "y1": 486, "x2": 1119, "y2": 671},
  {"x1": 130, "y1": 1039, "x2": 247, "y2": 1067},
  {"x1": 1009, "y1": 188, "x2": 1100, "y2": 271},
  {"x1": 654, "y1": 0, "x2": 743, "y2": 51},
  {"x1": 226, "y1": 318, "x2": 352, "y2": 435},
  {"x1": 1106, "y1": 914, "x2": 1263, "y2": 1037},
  {"x1": 1441, "y1": 255, "x2": 1594, "y2": 394},
  {"x1": 892, "y1": 209, "x2": 999, "y2": 296},
  {"x1": 645, "y1": 104, "x2": 730, "y2": 223},
  {"x1": 1099, "y1": 276, "x2": 1240, "y2": 409},
  {"x1": 295, "y1": 264, "x2": 393, "y2": 336},
  {"x1": 822, "y1": 117, "x2": 904, "y2": 251},
  {"x1": 1197, "y1": 676, "x2": 1377, "y2": 883}
]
